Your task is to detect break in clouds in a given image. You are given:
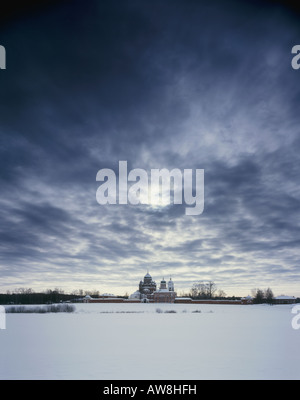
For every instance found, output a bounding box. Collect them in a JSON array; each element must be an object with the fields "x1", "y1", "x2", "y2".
[
  {"x1": 0, "y1": 0, "x2": 300, "y2": 296},
  {"x1": 96, "y1": 161, "x2": 204, "y2": 215}
]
